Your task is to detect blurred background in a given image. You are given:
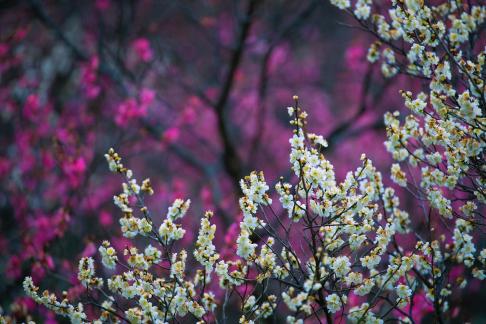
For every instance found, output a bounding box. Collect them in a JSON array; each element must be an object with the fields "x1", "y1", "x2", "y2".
[{"x1": 1, "y1": 0, "x2": 483, "y2": 322}]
